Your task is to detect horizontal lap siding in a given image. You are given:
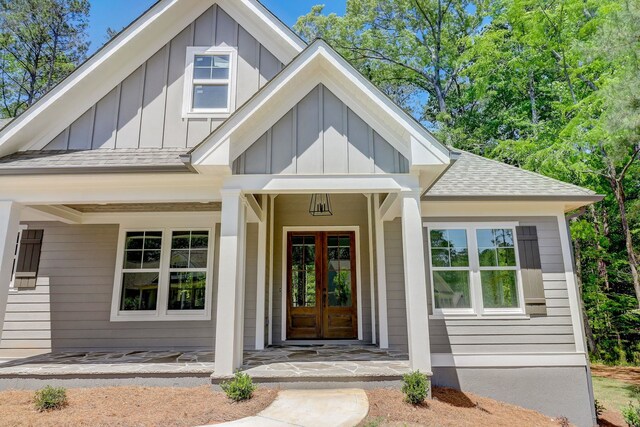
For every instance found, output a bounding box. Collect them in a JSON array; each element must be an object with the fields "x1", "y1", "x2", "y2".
[
  {"x1": 244, "y1": 224, "x2": 258, "y2": 350},
  {"x1": 424, "y1": 216, "x2": 576, "y2": 354},
  {"x1": 1, "y1": 222, "x2": 218, "y2": 354},
  {"x1": 384, "y1": 220, "x2": 408, "y2": 352},
  {"x1": 44, "y1": 5, "x2": 282, "y2": 150}
]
